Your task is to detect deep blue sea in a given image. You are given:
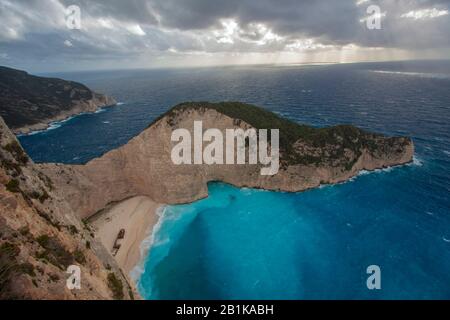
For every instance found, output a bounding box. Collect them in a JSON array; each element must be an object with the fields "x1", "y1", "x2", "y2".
[{"x1": 19, "y1": 61, "x2": 450, "y2": 299}]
